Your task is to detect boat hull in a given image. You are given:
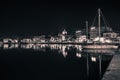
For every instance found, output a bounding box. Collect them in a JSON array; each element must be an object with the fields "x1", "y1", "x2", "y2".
[{"x1": 82, "y1": 45, "x2": 118, "y2": 50}]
